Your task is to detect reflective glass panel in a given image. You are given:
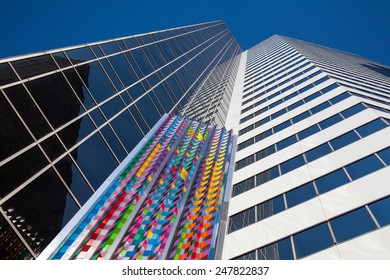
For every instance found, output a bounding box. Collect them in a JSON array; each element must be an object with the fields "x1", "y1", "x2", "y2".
[
  {"x1": 330, "y1": 207, "x2": 377, "y2": 243},
  {"x1": 258, "y1": 238, "x2": 294, "y2": 260},
  {"x1": 280, "y1": 155, "x2": 305, "y2": 174},
  {"x1": 315, "y1": 168, "x2": 350, "y2": 194},
  {"x1": 356, "y1": 118, "x2": 388, "y2": 138},
  {"x1": 369, "y1": 196, "x2": 390, "y2": 227},
  {"x1": 293, "y1": 223, "x2": 333, "y2": 259},
  {"x1": 286, "y1": 182, "x2": 316, "y2": 208},
  {"x1": 305, "y1": 142, "x2": 332, "y2": 162},
  {"x1": 11, "y1": 55, "x2": 58, "y2": 79},
  {"x1": 0, "y1": 62, "x2": 18, "y2": 86},
  {"x1": 65, "y1": 47, "x2": 95, "y2": 63},
  {"x1": 345, "y1": 154, "x2": 384, "y2": 180},
  {"x1": 377, "y1": 147, "x2": 390, "y2": 165},
  {"x1": 2, "y1": 168, "x2": 80, "y2": 255}
]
